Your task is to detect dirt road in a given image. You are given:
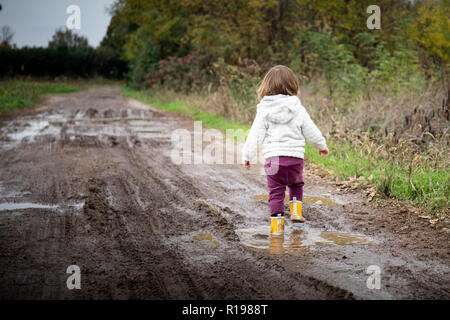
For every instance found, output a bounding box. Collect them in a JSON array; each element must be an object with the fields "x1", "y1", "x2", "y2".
[{"x1": 0, "y1": 87, "x2": 448, "y2": 299}]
